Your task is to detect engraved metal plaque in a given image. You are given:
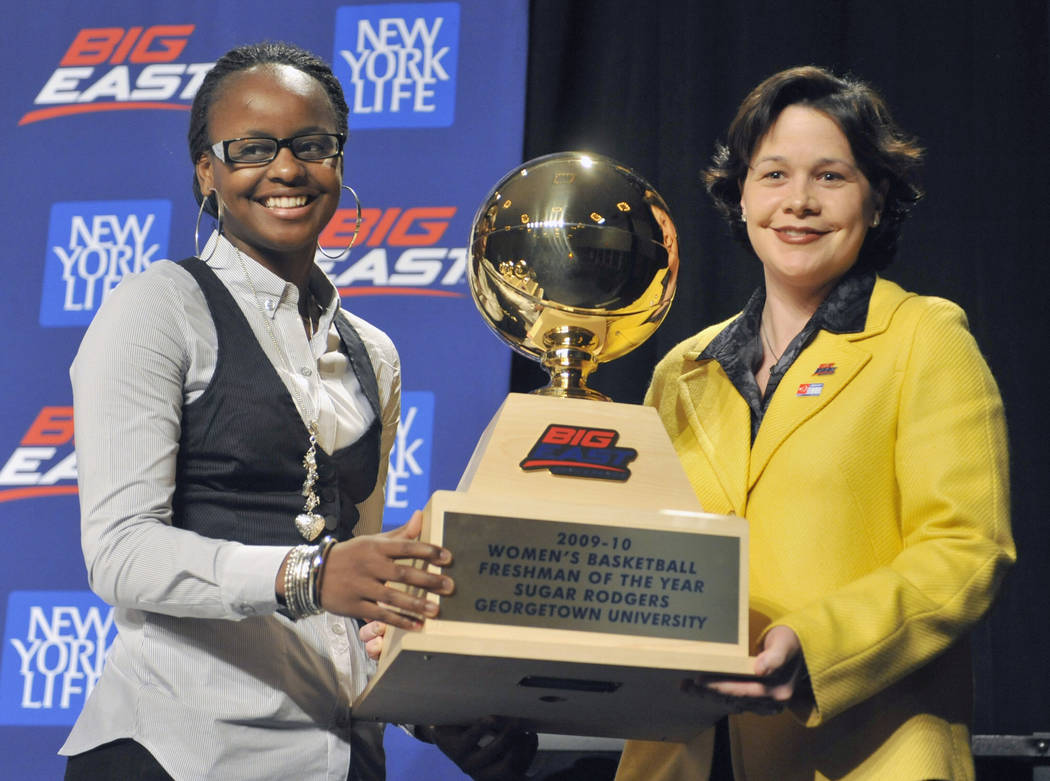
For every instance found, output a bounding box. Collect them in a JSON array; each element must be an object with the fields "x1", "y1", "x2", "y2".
[{"x1": 438, "y1": 511, "x2": 740, "y2": 643}]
